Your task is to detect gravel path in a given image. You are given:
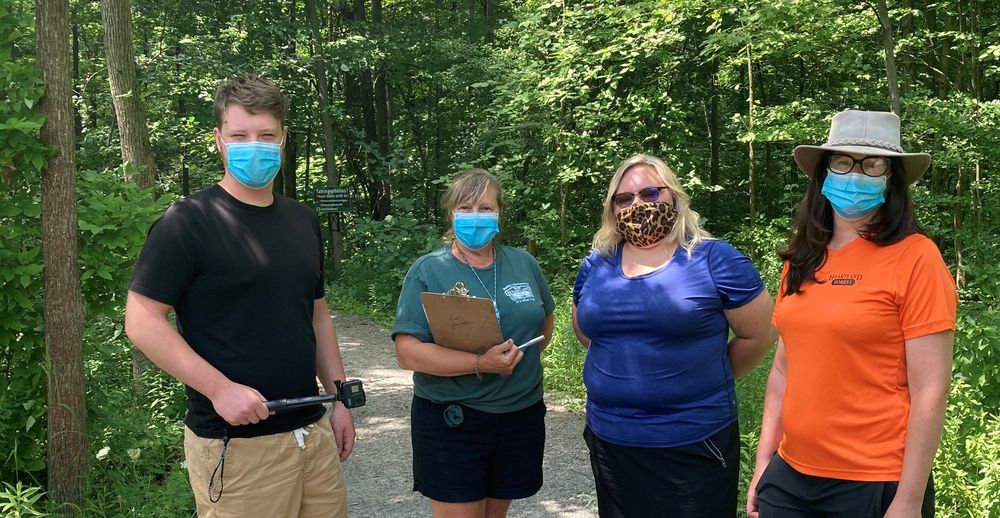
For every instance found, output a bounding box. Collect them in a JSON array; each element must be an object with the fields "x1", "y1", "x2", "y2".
[{"x1": 332, "y1": 312, "x2": 599, "y2": 518}]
